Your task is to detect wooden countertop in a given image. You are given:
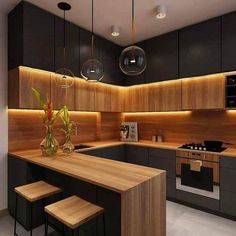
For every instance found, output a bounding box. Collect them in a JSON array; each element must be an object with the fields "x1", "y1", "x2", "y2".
[
  {"x1": 81, "y1": 140, "x2": 236, "y2": 157},
  {"x1": 9, "y1": 149, "x2": 165, "y2": 194}
]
